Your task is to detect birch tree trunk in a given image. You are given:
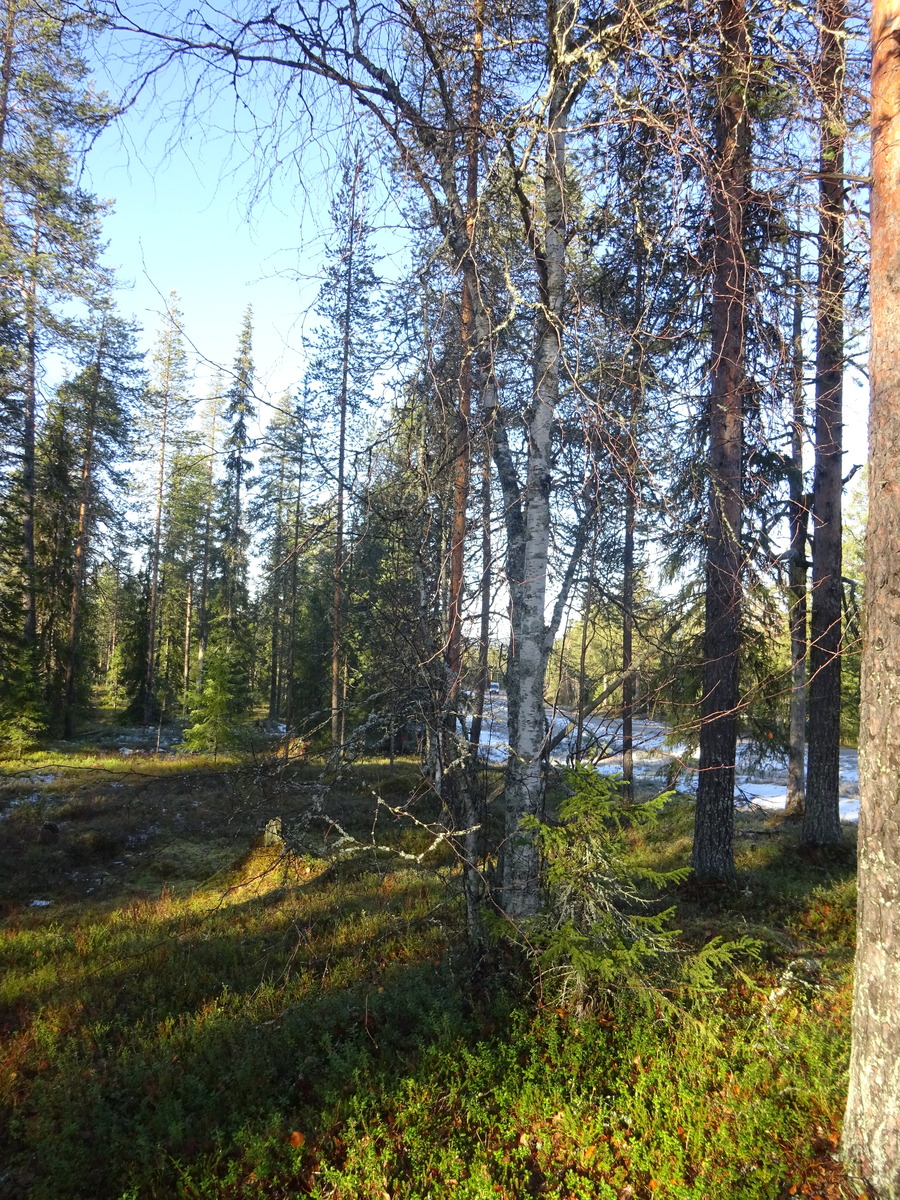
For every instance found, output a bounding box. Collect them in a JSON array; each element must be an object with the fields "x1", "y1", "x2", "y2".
[
  {"x1": 841, "y1": 1, "x2": 900, "y2": 1187},
  {"x1": 496, "y1": 0, "x2": 571, "y2": 920},
  {"x1": 468, "y1": 448, "x2": 491, "y2": 752}
]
